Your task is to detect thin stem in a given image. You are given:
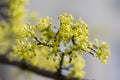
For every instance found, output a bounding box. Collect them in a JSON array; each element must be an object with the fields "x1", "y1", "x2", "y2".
[
  {"x1": 89, "y1": 52, "x2": 95, "y2": 56},
  {"x1": 34, "y1": 36, "x2": 53, "y2": 47},
  {"x1": 90, "y1": 48, "x2": 97, "y2": 53},
  {"x1": 54, "y1": 30, "x2": 59, "y2": 42},
  {"x1": 72, "y1": 35, "x2": 76, "y2": 45},
  {"x1": 72, "y1": 35, "x2": 95, "y2": 57},
  {"x1": 57, "y1": 52, "x2": 64, "y2": 74}
]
